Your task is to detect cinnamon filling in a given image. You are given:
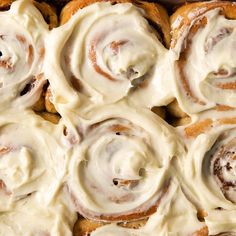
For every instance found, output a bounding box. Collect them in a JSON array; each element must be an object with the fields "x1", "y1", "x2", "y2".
[
  {"x1": 0, "y1": 146, "x2": 10, "y2": 155},
  {"x1": 110, "y1": 124, "x2": 130, "y2": 133},
  {"x1": 70, "y1": 182, "x2": 169, "y2": 222},
  {"x1": 89, "y1": 39, "x2": 116, "y2": 81},
  {"x1": 216, "y1": 82, "x2": 236, "y2": 90},
  {"x1": 0, "y1": 58, "x2": 13, "y2": 71},
  {"x1": 176, "y1": 17, "x2": 208, "y2": 105},
  {"x1": 16, "y1": 34, "x2": 34, "y2": 66},
  {"x1": 110, "y1": 40, "x2": 128, "y2": 54},
  {"x1": 211, "y1": 138, "x2": 236, "y2": 203},
  {"x1": 184, "y1": 119, "x2": 213, "y2": 138},
  {"x1": 204, "y1": 27, "x2": 233, "y2": 53}
]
